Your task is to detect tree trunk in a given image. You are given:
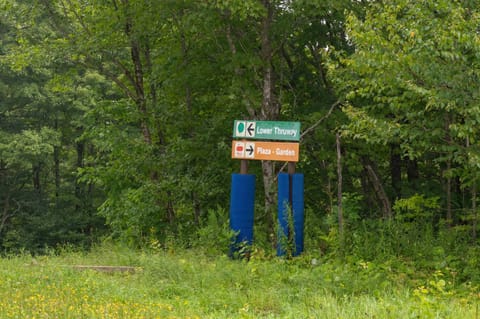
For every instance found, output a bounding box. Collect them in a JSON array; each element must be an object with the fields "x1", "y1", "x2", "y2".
[
  {"x1": 0, "y1": 160, "x2": 11, "y2": 234},
  {"x1": 0, "y1": 192, "x2": 11, "y2": 235},
  {"x1": 192, "y1": 192, "x2": 201, "y2": 226},
  {"x1": 259, "y1": 0, "x2": 278, "y2": 120},
  {"x1": 259, "y1": 0, "x2": 279, "y2": 237},
  {"x1": 261, "y1": 160, "x2": 276, "y2": 235},
  {"x1": 123, "y1": 1, "x2": 151, "y2": 145},
  {"x1": 336, "y1": 133, "x2": 344, "y2": 237},
  {"x1": 390, "y1": 143, "x2": 402, "y2": 199},
  {"x1": 224, "y1": 0, "x2": 279, "y2": 237},
  {"x1": 444, "y1": 114, "x2": 453, "y2": 226},
  {"x1": 166, "y1": 191, "x2": 176, "y2": 224},
  {"x1": 33, "y1": 163, "x2": 41, "y2": 193},
  {"x1": 444, "y1": 160, "x2": 452, "y2": 225},
  {"x1": 131, "y1": 50, "x2": 151, "y2": 144},
  {"x1": 53, "y1": 146, "x2": 60, "y2": 199},
  {"x1": 362, "y1": 158, "x2": 392, "y2": 219},
  {"x1": 407, "y1": 159, "x2": 419, "y2": 187},
  {"x1": 53, "y1": 118, "x2": 60, "y2": 202},
  {"x1": 472, "y1": 183, "x2": 477, "y2": 242},
  {"x1": 75, "y1": 140, "x2": 85, "y2": 211}
]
